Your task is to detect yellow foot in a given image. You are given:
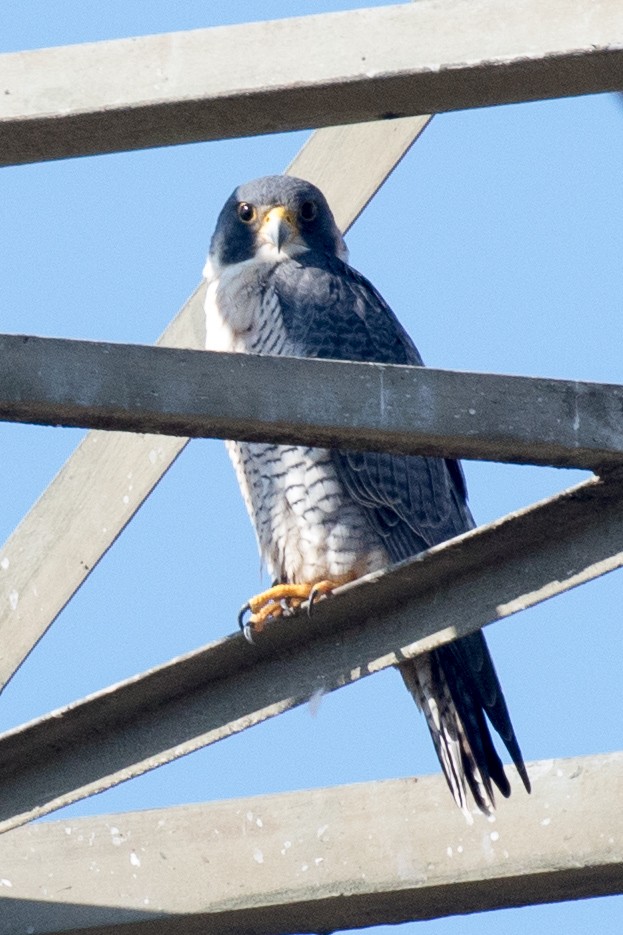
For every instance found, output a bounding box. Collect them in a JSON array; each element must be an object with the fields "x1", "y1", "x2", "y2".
[{"x1": 238, "y1": 577, "x2": 353, "y2": 641}]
